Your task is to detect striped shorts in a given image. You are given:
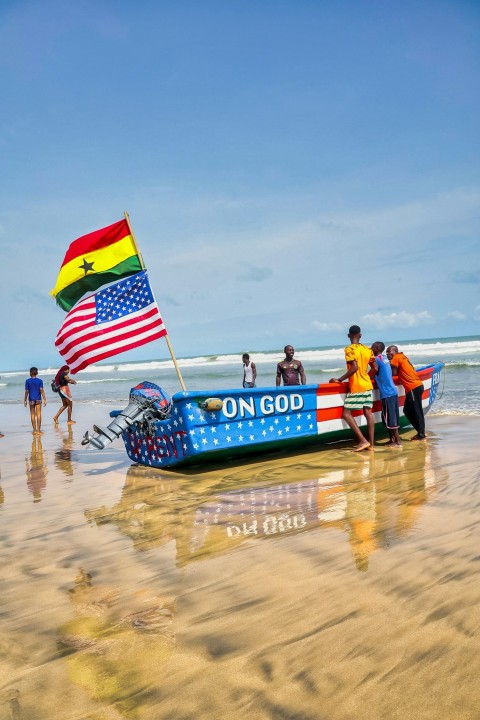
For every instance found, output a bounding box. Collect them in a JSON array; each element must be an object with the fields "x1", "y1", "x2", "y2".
[{"x1": 344, "y1": 390, "x2": 373, "y2": 410}]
